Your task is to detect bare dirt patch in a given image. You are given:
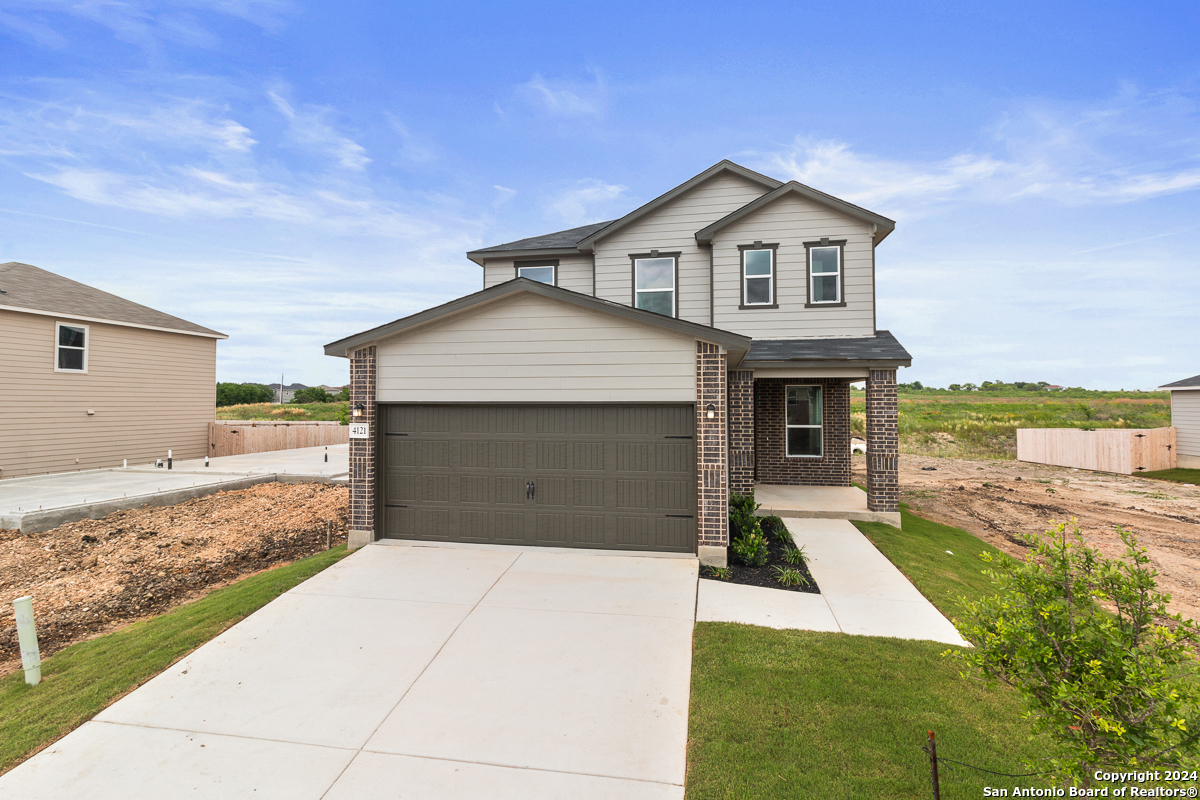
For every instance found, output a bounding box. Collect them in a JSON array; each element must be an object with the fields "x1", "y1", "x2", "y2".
[
  {"x1": 0, "y1": 481, "x2": 348, "y2": 676},
  {"x1": 853, "y1": 454, "x2": 1200, "y2": 620}
]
